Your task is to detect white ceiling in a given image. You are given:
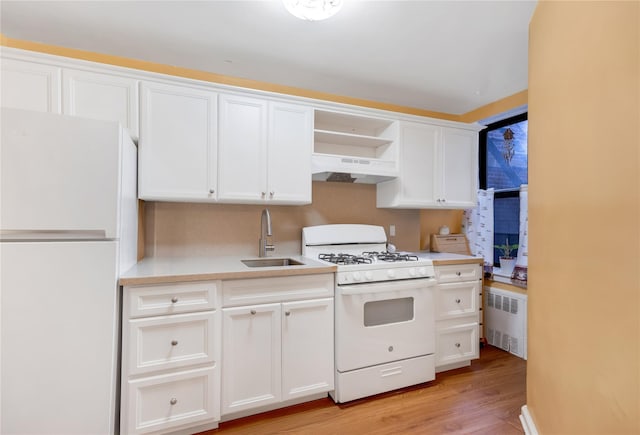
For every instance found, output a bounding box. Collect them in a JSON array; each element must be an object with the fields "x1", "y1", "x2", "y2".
[{"x1": 0, "y1": 0, "x2": 537, "y2": 115}]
